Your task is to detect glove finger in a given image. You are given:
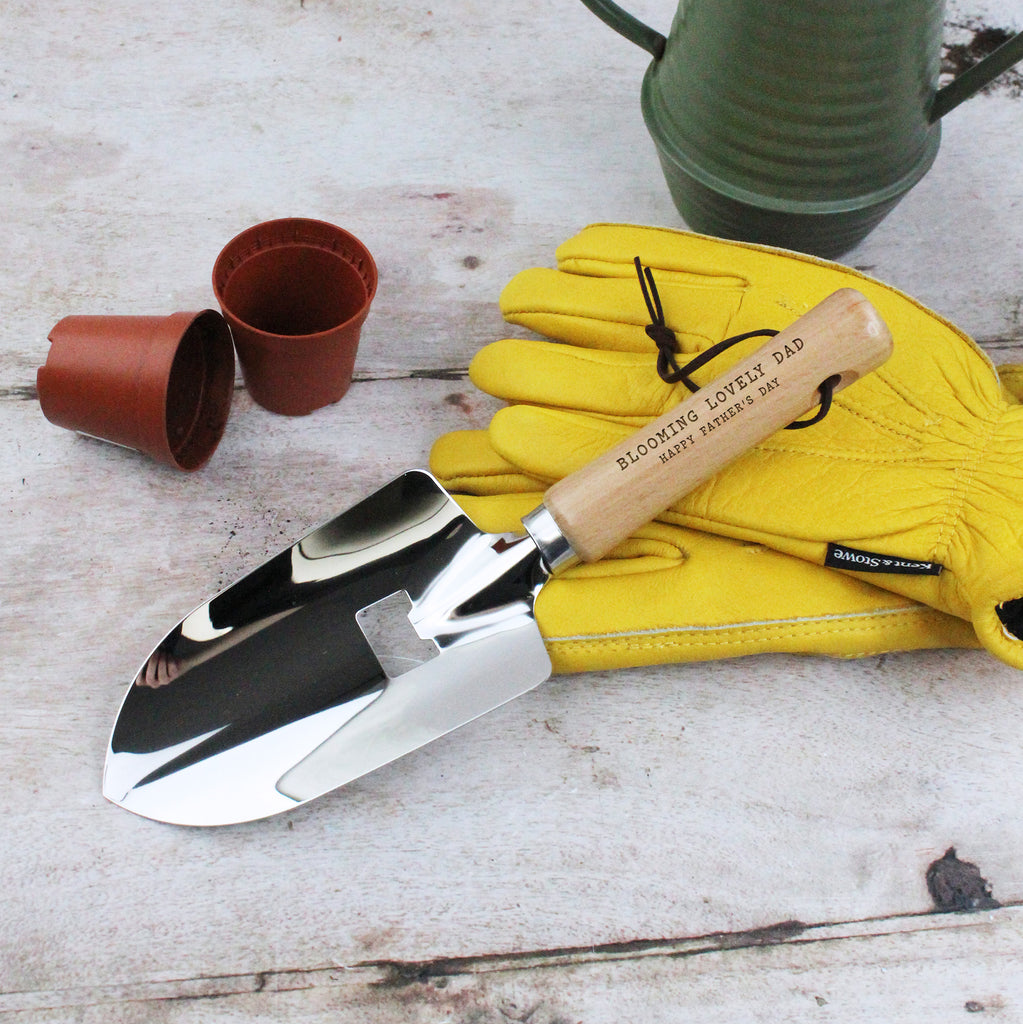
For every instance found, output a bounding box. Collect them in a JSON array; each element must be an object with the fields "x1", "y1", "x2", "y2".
[
  {"x1": 448, "y1": 490, "x2": 536, "y2": 533},
  {"x1": 449, "y1": 490, "x2": 696, "y2": 571},
  {"x1": 503, "y1": 230, "x2": 916, "y2": 371},
  {"x1": 551, "y1": 223, "x2": 860, "y2": 331},
  {"x1": 436, "y1": 422, "x2": 910, "y2": 585},
  {"x1": 500, "y1": 267, "x2": 742, "y2": 353},
  {"x1": 555, "y1": 223, "x2": 872, "y2": 319},
  {"x1": 470, "y1": 332, "x2": 830, "y2": 423},
  {"x1": 429, "y1": 429, "x2": 546, "y2": 496},
  {"x1": 555, "y1": 223, "x2": 787, "y2": 285},
  {"x1": 470, "y1": 339, "x2": 684, "y2": 418},
  {"x1": 434, "y1": 429, "x2": 918, "y2": 591},
  {"x1": 489, "y1": 405, "x2": 632, "y2": 481},
  {"x1": 555, "y1": 224, "x2": 753, "y2": 282}
]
